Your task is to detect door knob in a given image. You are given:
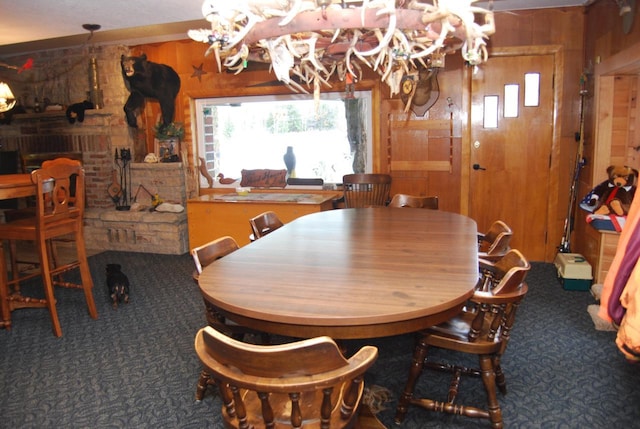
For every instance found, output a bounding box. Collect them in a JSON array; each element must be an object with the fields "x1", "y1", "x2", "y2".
[{"x1": 473, "y1": 164, "x2": 486, "y2": 171}]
